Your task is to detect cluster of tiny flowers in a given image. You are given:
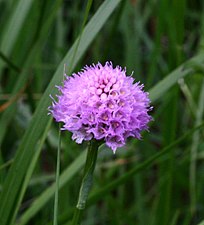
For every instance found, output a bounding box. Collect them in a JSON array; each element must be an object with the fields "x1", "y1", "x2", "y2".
[{"x1": 50, "y1": 62, "x2": 152, "y2": 153}]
